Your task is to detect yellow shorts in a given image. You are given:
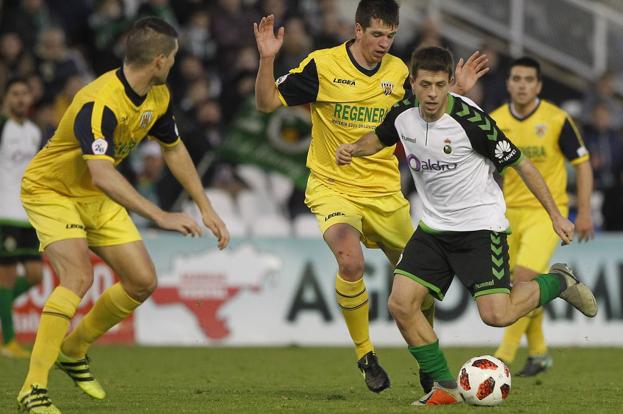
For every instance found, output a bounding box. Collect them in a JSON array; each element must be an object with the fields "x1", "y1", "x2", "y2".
[
  {"x1": 21, "y1": 193, "x2": 142, "y2": 251},
  {"x1": 304, "y1": 174, "x2": 414, "y2": 250},
  {"x1": 506, "y1": 206, "x2": 568, "y2": 275}
]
